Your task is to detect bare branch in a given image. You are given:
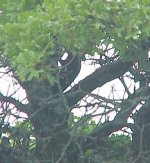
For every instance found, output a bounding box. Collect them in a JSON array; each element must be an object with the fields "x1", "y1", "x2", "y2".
[
  {"x1": 82, "y1": 87, "x2": 150, "y2": 150},
  {"x1": 0, "y1": 92, "x2": 29, "y2": 114},
  {"x1": 66, "y1": 60, "x2": 133, "y2": 107}
]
